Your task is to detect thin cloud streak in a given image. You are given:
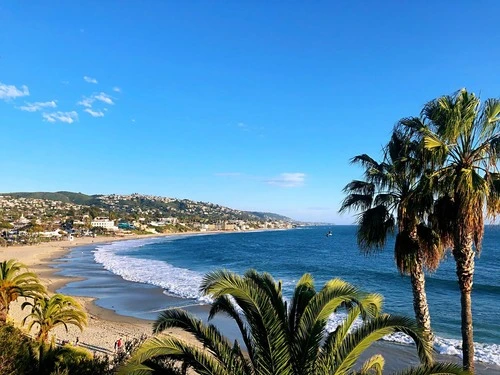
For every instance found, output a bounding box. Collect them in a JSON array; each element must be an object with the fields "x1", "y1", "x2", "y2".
[
  {"x1": 18, "y1": 100, "x2": 57, "y2": 112},
  {"x1": 84, "y1": 108, "x2": 105, "y2": 117},
  {"x1": 83, "y1": 76, "x2": 98, "y2": 84},
  {"x1": 267, "y1": 173, "x2": 306, "y2": 188},
  {"x1": 94, "y1": 92, "x2": 114, "y2": 105},
  {"x1": 42, "y1": 111, "x2": 78, "y2": 124}
]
